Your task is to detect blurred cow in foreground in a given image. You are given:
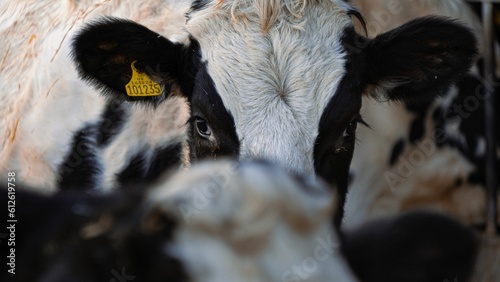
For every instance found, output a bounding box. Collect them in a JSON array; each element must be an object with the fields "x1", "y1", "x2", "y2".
[{"x1": 1, "y1": 160, "x2": 478, "y2": 282}]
